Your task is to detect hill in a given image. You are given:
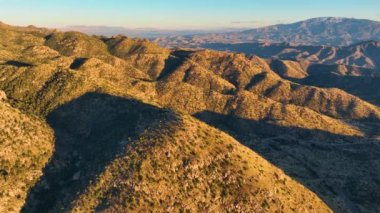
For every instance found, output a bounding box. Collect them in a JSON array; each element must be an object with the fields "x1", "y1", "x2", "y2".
[{"x1": 22, "y1": 93, "x2": 330, "y2": 212}]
